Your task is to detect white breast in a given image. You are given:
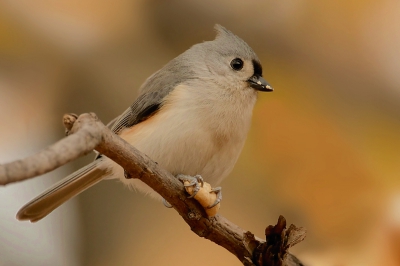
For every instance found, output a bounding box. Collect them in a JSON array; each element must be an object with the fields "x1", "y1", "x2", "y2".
[{"x1": 105, "y1": 84, "x2": 258, "y2": 198}]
